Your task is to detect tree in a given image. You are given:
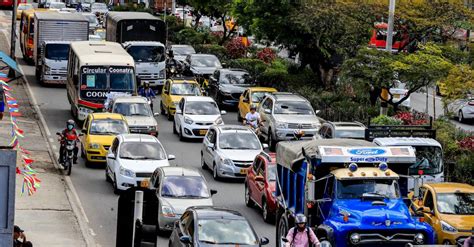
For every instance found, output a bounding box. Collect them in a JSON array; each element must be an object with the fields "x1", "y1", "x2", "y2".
[{"x1": 440, "y1": 64, "x2": 474, "y2": 105}]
